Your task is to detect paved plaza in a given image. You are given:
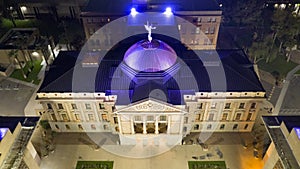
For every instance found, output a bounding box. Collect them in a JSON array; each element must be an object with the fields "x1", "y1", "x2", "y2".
[
  {"x1": 282, "y1": 75, "x2": 300, "y2": 109},
  {"x1": 0, "y1": 76, "x2": 36, "y2": 116},
  {"x1": 38, "y1": 131, "x2": 264, "y2": 169}
]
